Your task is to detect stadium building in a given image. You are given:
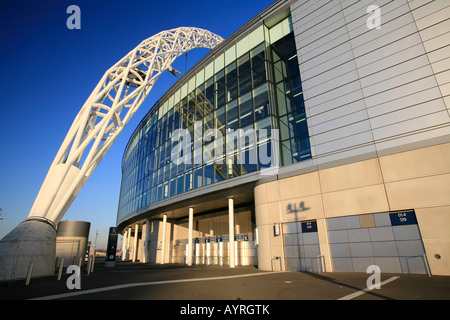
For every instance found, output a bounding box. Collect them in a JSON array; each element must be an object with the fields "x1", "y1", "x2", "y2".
[{"x1": 116, "y1": 0, "x2": 450, "y2": 275}]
